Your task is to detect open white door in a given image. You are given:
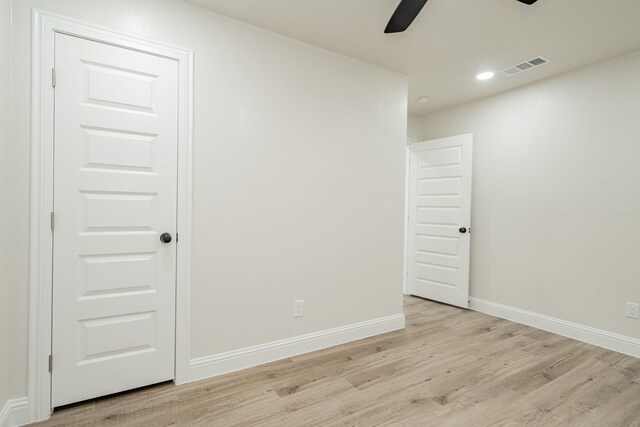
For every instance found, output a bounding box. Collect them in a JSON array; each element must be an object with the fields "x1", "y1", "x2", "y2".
[
  {"x1": 51, "y1": 33, "x2": 179, "y2": 406},
  {"x1": 407, "y1": 134, "x2": 473, "y2": 308}
]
